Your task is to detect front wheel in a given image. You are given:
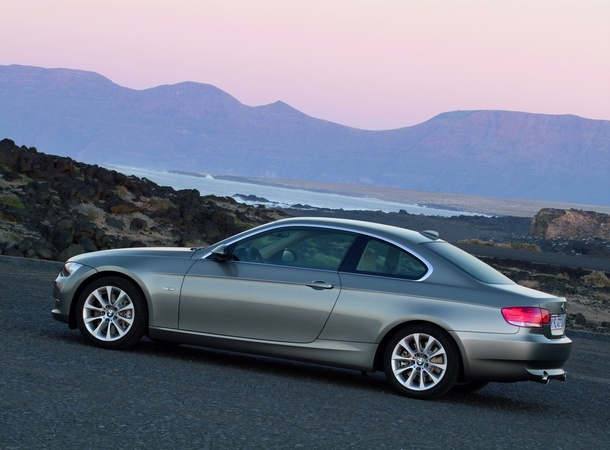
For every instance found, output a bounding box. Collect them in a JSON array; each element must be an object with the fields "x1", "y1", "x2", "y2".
[
  {"x1": 76, "y1": 277, "x2": 147, "y2": 350},
  {"x1": 383, "y1": 324, "x2": 460, "y2": 400}
]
